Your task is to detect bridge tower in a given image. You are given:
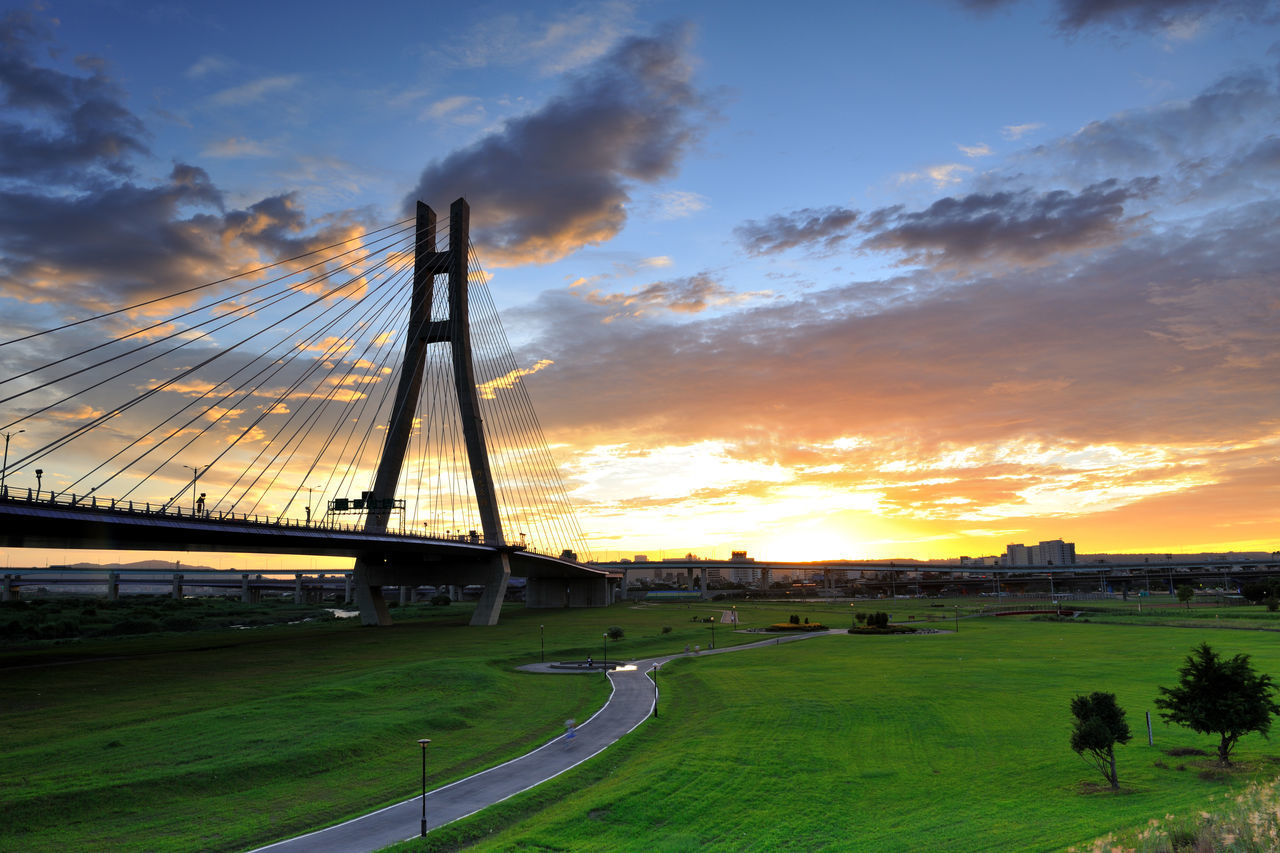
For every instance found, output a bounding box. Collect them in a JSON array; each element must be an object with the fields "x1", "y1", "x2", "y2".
[{"x1": 353, "y1": 198, "x2": 511, "y2": 627}]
